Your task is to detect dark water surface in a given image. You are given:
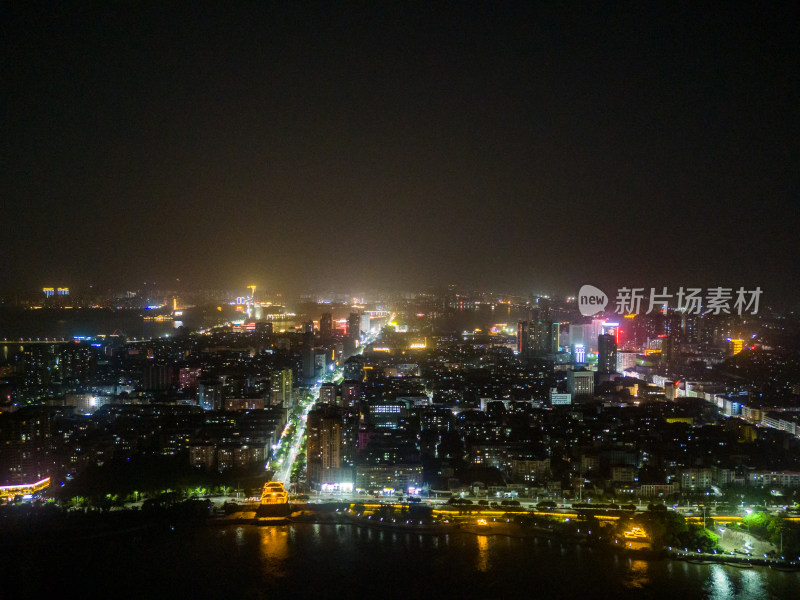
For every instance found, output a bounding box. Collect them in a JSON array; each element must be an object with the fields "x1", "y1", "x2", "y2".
[
  {"x1": 0, "y1": 307, "x2": 228, "y2": 340},
  {"x1": 6, "y1": 523, "x2": 799, "y2": 599}
]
